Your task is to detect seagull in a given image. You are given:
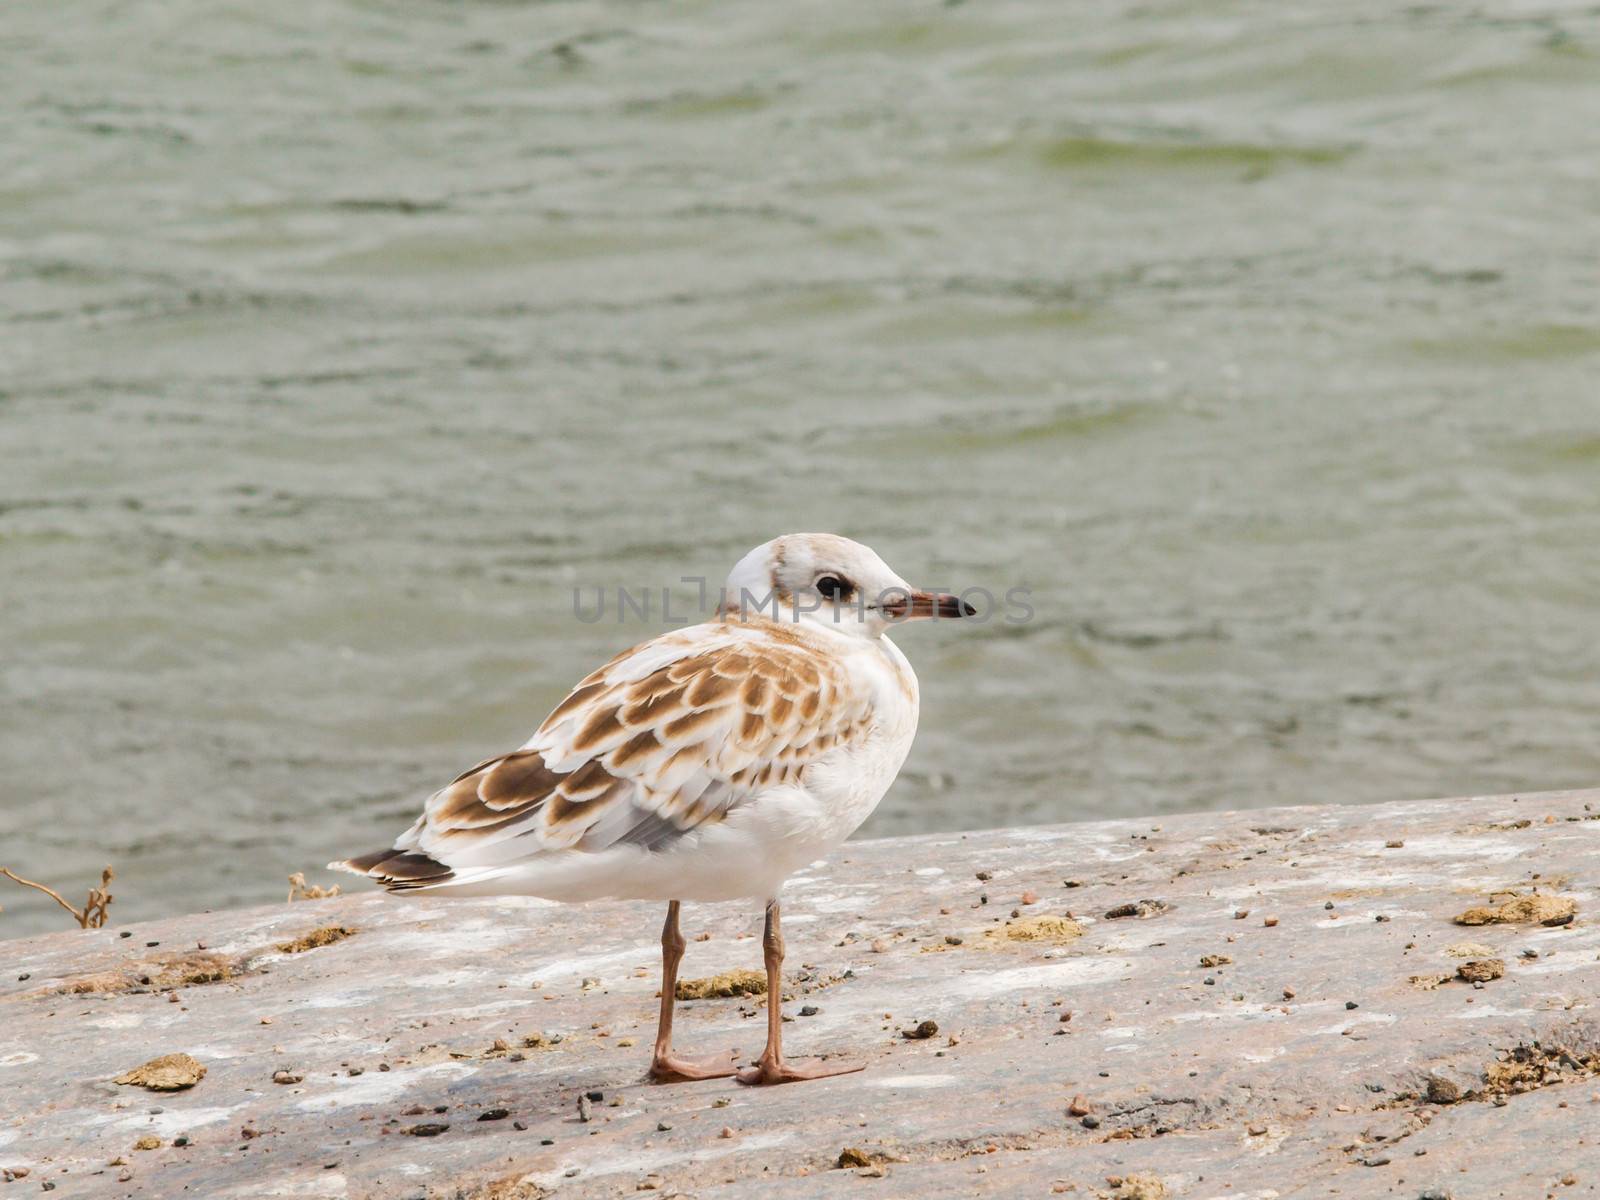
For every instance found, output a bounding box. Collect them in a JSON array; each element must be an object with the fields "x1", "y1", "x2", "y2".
[{"x1": 332, "y1": 533, "x2": 976, "y2": 1085}]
